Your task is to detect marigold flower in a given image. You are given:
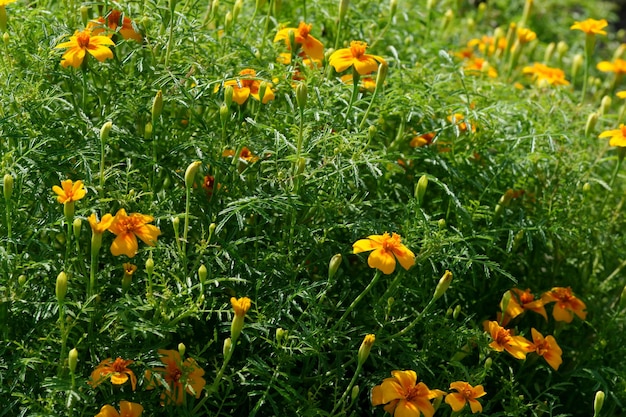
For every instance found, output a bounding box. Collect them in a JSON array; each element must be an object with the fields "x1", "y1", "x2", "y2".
[
  {"x1": 527, "y1": 328, "x2": 563, "y2": 370},
  {"x1": 570, "y1": 18, "x2": 608, "y2": 36},
  {"x1": 353, "y1": 232, "x2": 416, "y2": 275},
  {"x1": 516, "y1": 27, "x2": 537, "y2": 44},
  {"x1": 410, "y1": 132, "x2": 436, "y2": 148},
  {"x1": 52, "y1": 179, "x2": 87, "y2": 204},
  {"x1": 222, "y1": 146, "x2": 259, "y2": 163},
  {"x1": 0, "y1": 0, "x2": 17, "y2": 6},
  {"x1": 89, "y1": 9, "x2": 142, "y2": 42},
  {"x1": 541, "y1": 287, "x2": 587, "y2": 323},
  {"x1": 328, "y1": 41, "x2": 386, "y2": 75},
  {"x1": 371, "y1": 370, "x2": 445, "y2": 417},
  {"x1": 599, "y1": 124, "x2": 626, "y2": 147},
  {"x1": 464, "y1": 57, "x2": 498, "y2": 78},
  {"x1": 145, "y1": 349, "x2": 206, "y2": 406},
  {"x1": 88, "y1": 213, "x2": 114, "y2": 234},
  {"x1": 445, "y1": 381, "x2": 487, "y2": 413},
  {"x1": 55, "y1": 29, "x2": 115, "y2": 68},
  {"x1": 274, "y1": 22, "x2": 324, "y2": 61},
  {"x1": 483, "y1": 320, "x2": 532, "y2": 359},
  {"x1": 95, "y1": 401, "x2": 143, "y2": 417},
  {"x1": 90, "y1": 357, "x2": 137, "y2": 390},
  {"x1": 499, "y1": 288, "x2": 547, "y2": 326},
  {"x1": 447, "y1": 113, "x2": 476, "y2": 133},
  {"x1": 617, "y1": 91, "x2": 626, "y2": 99},
  {"x1": 218, "y1": 69, "x2": 275, "y2": 105},
  {"x1": 597, "y1": 58, "x2": 626, "y2": 75},
  {"x1": 522, "y1": 63, "x2": 569, "y2": 86},
  {"x1": 230, "y1": 296, "x2": 251, "y2": 340},
  {"x1": 108, "y1": 208, "x2": 161, "y2": 258}
]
